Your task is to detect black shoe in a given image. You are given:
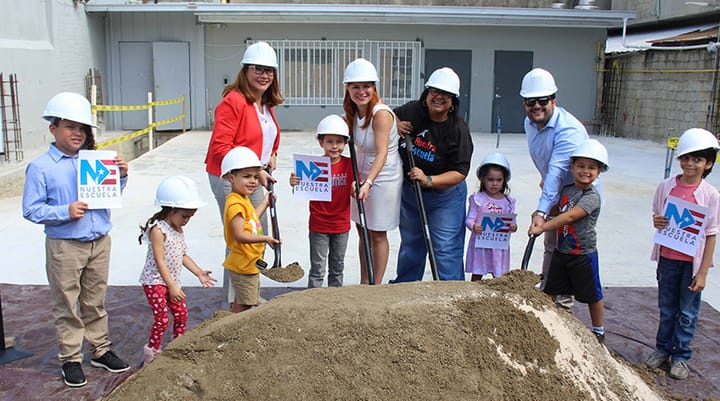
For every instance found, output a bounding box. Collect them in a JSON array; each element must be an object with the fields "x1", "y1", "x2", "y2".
[
  {"x1": 61, "y1": 362, "x2": 87, "y2": 387},
  {"x1": 91, "y1": 350, "x2": 130, "y2": 373},
  {"x1": 593, "y1": 331, "x2": 605, "y2": 345}
]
